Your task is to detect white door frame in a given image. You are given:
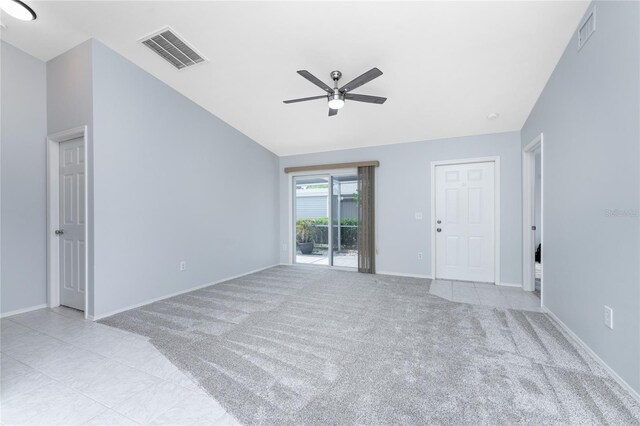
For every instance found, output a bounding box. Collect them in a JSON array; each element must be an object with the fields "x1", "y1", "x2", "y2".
[
  {"x1": 47, "y1": 126, "x2": 90, "y2": 318},
  {"x1": 522, "y1": 133, "x2": 543, "y2": 296},
  {"x1": 430, "y1": 156, "x2": 501, "y2": 284},
  {"x1": 288, "y1": 169, "x2": 358, "y2": 270}
]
